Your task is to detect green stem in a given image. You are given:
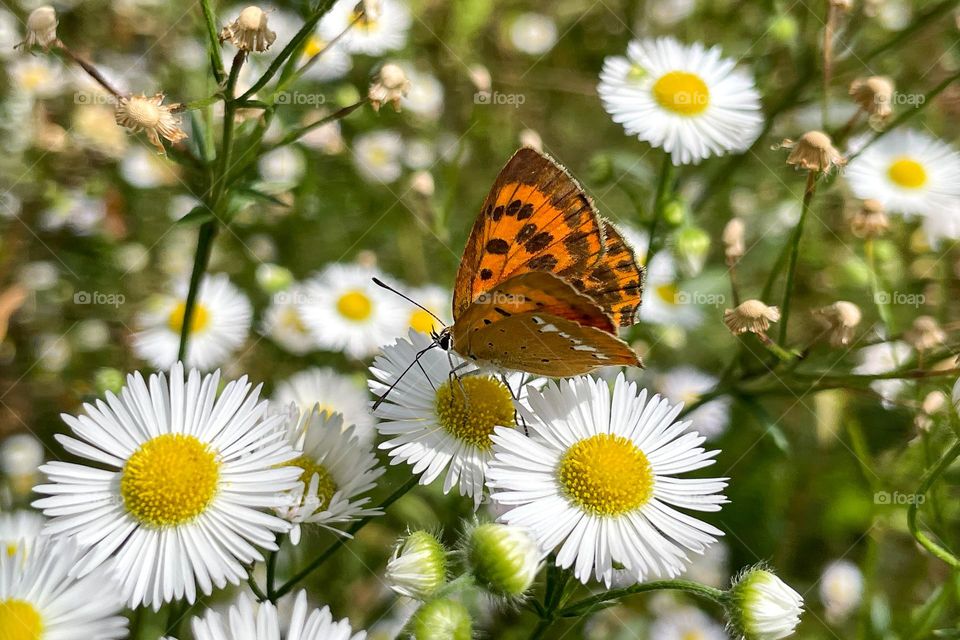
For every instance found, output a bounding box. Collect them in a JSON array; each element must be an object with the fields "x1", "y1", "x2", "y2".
[
  {"x1": 529, "y1": 563, "x2": 571, "y2": 640},
  {"x1": 647, "y1": 154, "x2": 675, "y2": 264},
  {"x1": 864, "y1": 238, "x2": 894, "y2": 332},
  {"x1": 266, "y1": 548, "x2": 279, "y2": 600},
  {"x1": 907, "y1": 439, "x2": 960, "y2": 568},
  {"x1": 177, "y1": 220, "x2": 218, "y2": 362},
  {"x1": 265, "y1": 99, "x2": 367, "y2": 151},
  {"x1": 777, "y1": 171, "x2": 817, "y2": 345},
  {"x1": 559, "y1": 579, "x2": 726, "y2": 618},
  {"x1": 272, "y1": 476, "x2": 418, "y2": 600},
  {"x1": 247, "y1": 568, "x2": 268, "y2": 601},
  {"x1": 199, "y1": 0, "x2": 226, "y2": 84}
]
